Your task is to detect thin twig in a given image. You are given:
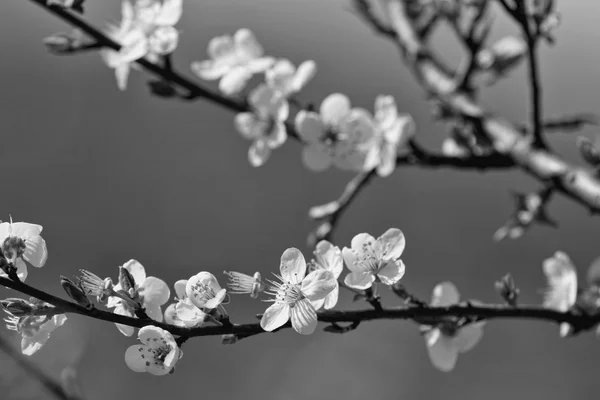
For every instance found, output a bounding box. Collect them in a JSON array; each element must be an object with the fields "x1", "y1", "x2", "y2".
[
  {"x1": 0, "y1": 335, "x2": 71, "y2": 400},
  {"x1": 355, "y1": 0, "x2": 600, "y2": 214}
]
